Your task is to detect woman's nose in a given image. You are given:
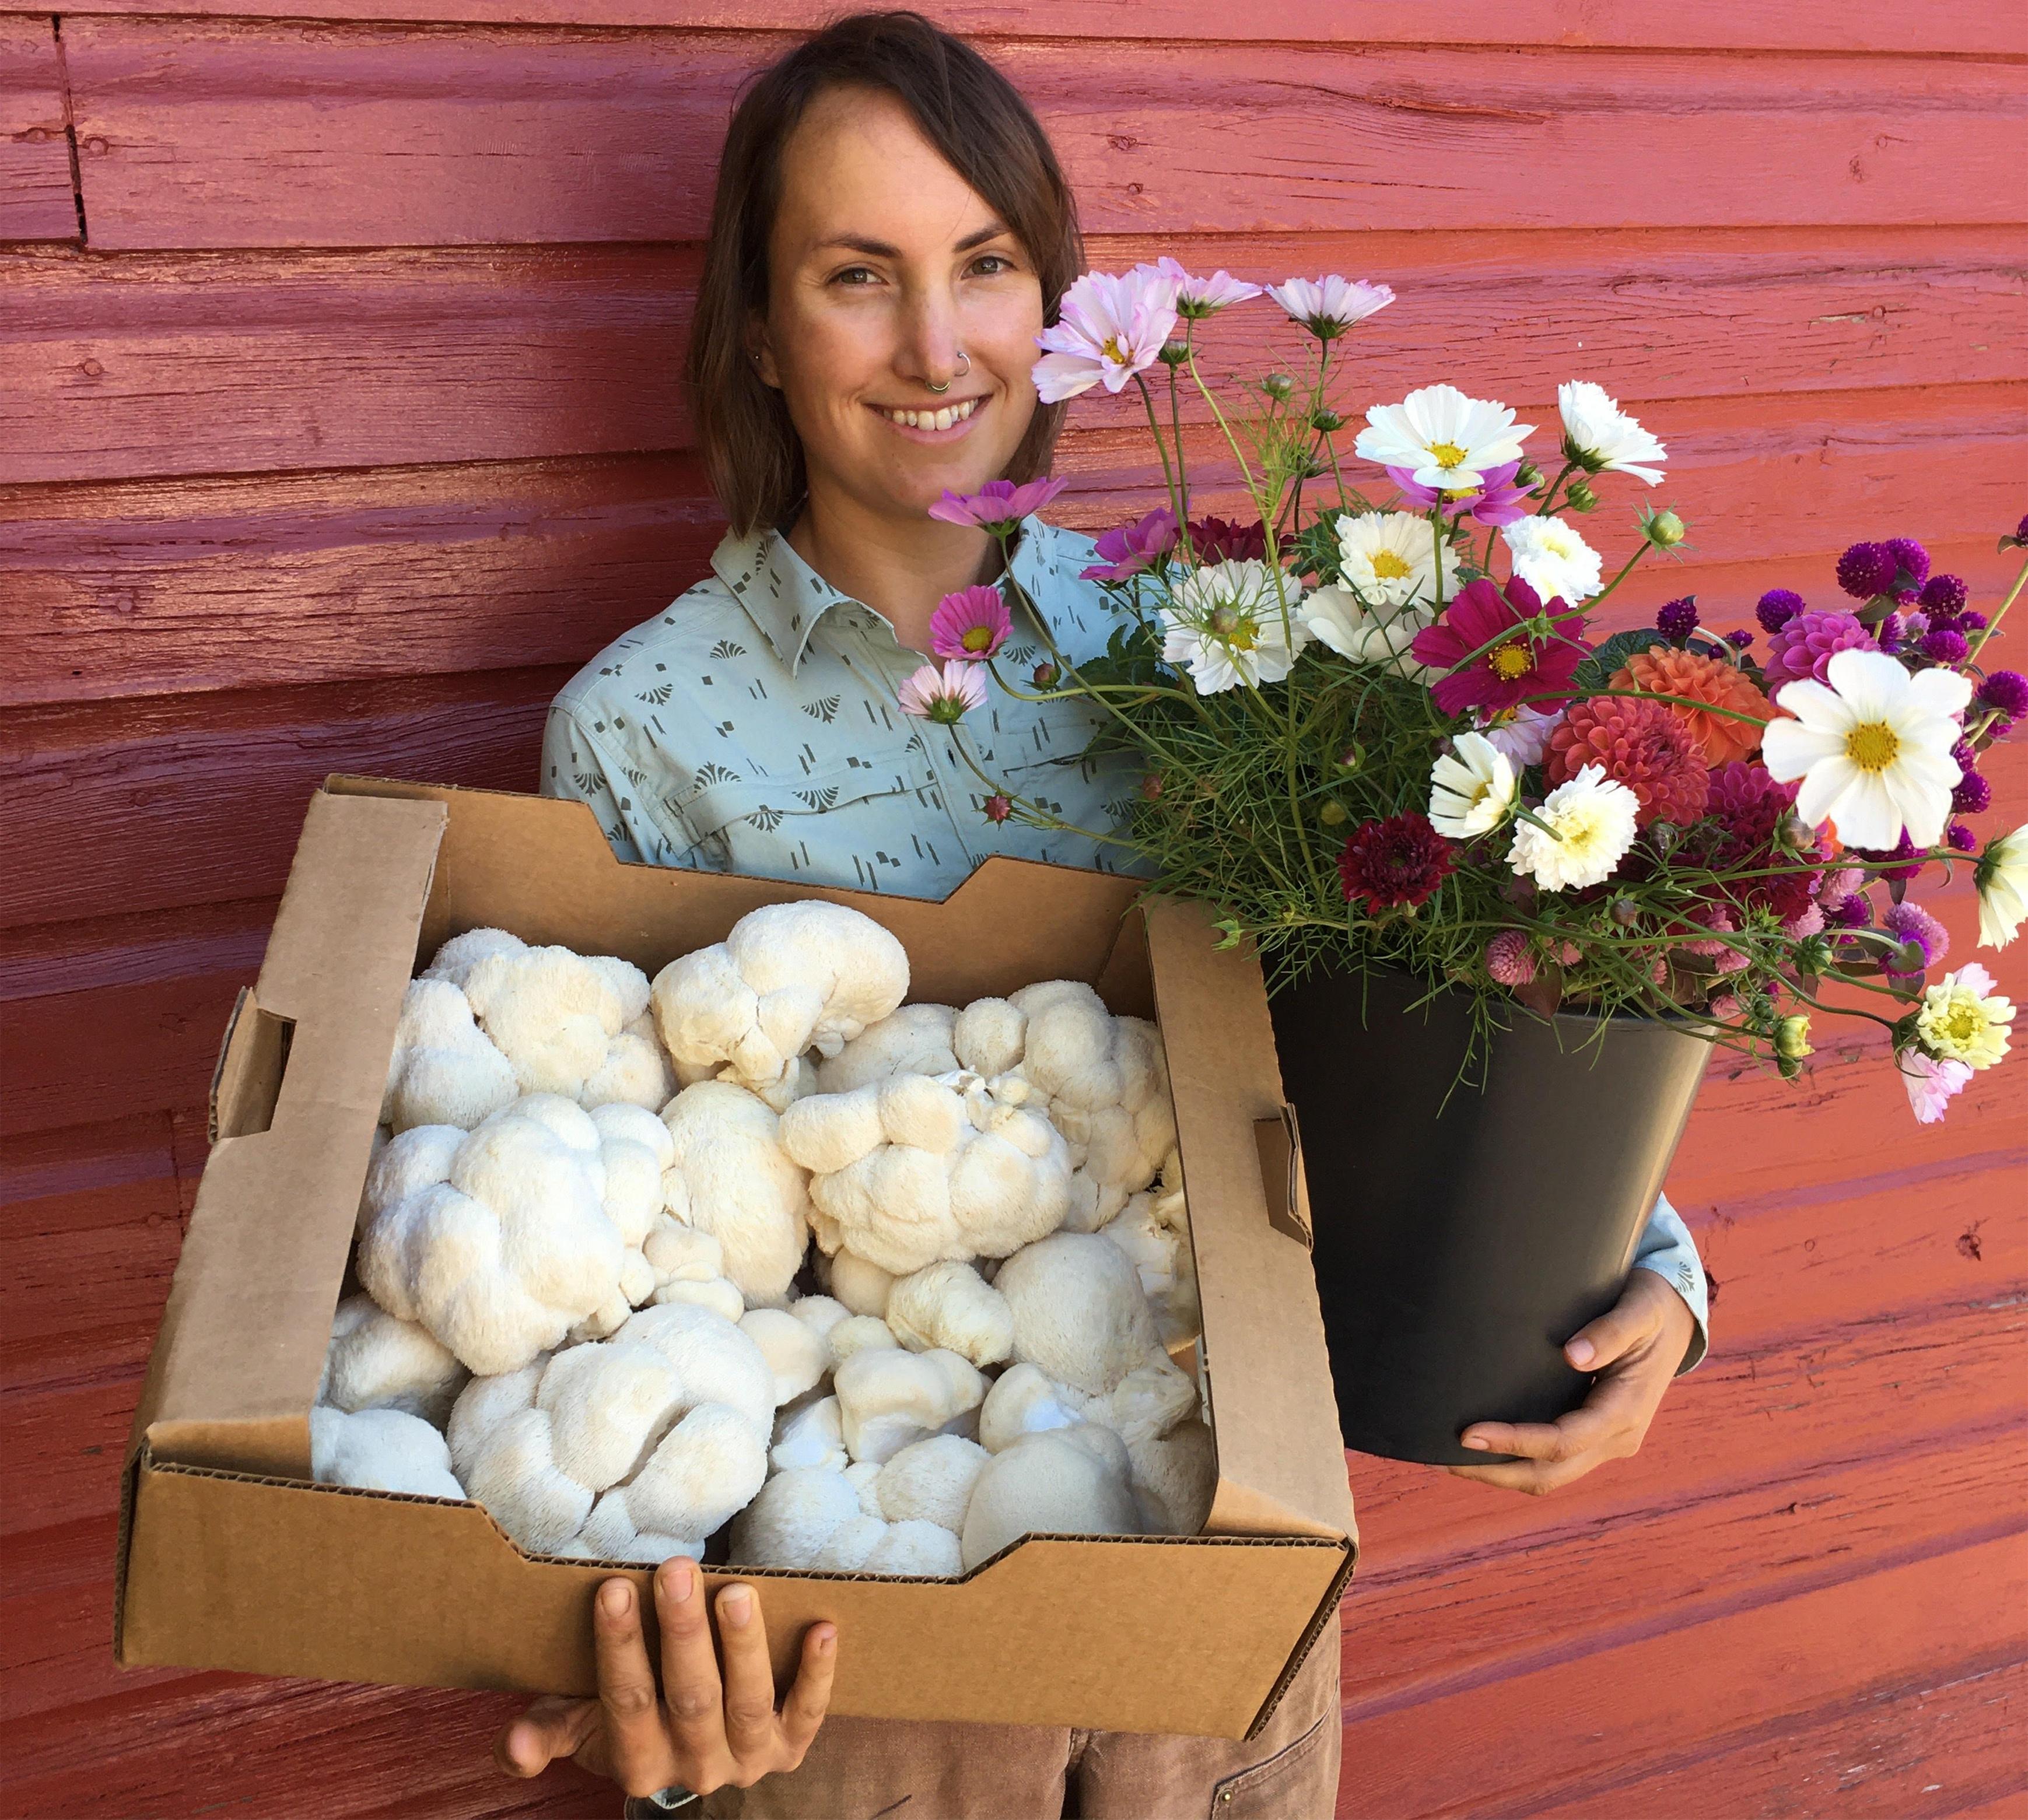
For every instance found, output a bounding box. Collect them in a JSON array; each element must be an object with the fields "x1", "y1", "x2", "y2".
[{"x1": 898, "y1": 294, "x2": 967, "y2": 394}]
